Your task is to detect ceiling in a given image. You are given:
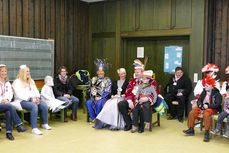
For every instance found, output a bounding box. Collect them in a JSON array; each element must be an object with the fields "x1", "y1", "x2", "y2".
[{"x1": 80, "y1": 0, "x2": 105, "y2": 3}]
